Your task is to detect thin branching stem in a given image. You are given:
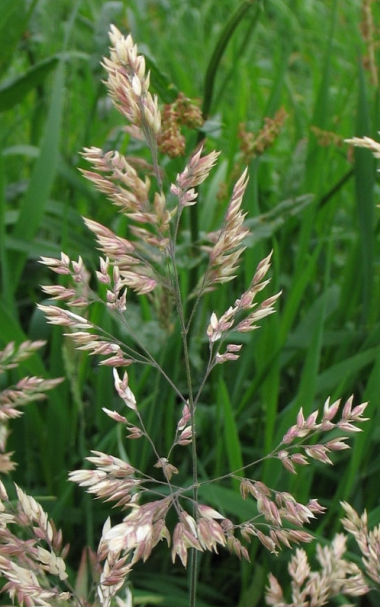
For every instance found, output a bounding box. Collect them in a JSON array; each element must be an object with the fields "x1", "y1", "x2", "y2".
[
  {"x1": 166, "y1": 234, "x2": 200, "y2": 607},
  {"x1": 114, "y1": 311, "x2": 188, "y2": 404}
]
